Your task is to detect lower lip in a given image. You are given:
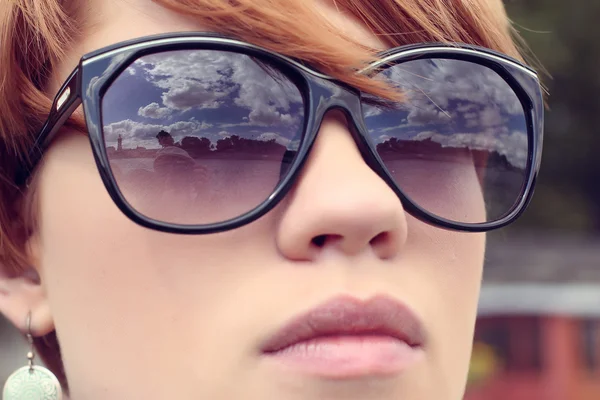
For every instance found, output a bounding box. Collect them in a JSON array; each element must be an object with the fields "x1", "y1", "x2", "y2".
[{"x1": 262, "y1": 335, "x2": 422, "y2": 378}]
